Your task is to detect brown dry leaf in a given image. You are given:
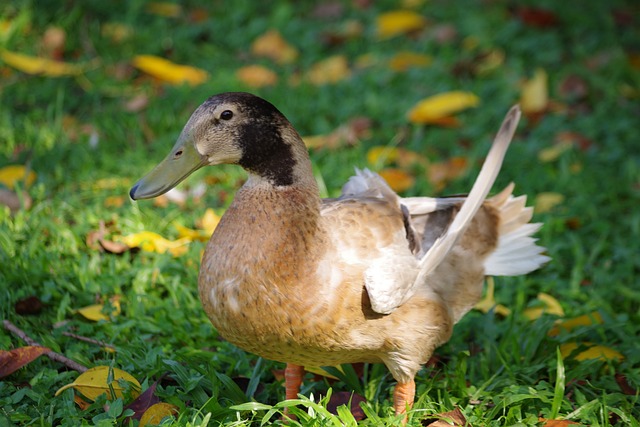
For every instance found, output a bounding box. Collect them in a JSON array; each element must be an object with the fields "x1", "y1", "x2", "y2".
[
  {"x1": 99, "y1": 239, "x2": 130, "y2": 254},
  {"x1": 145, "y1": 2, "x2": 182, "y2": 17},
  {"x1": 77, "y1": 296, "x2": 121, "y2": 322},
  {"x1": 307, "y1": 55, "x2": 351, "y2": 85},
  {"x1": 326, "y1": 391, "x2": 366, "y2": 421},
  {"x1": 475, "y1": 277, "x2": 511, "y2": 316},
  {"x1": 515, "y1": 7, "x2": 559, "y2": 28},
  {"x1": 534, "y1": 192, "x2": 564, "y2": 214},
  {"x1": 521, "y1": 68, "x2": 548, "y2": 114},
  {"x1": 55, "y1": 366, "x2": 141, "y2": 402},
  {"x1": 124, "y1": 379, "x2": 160, "y2": 421},
  {"x1": 0, "y1": 188, "x2": 32, "y2": 213},
  {"x1": 407, "y1": 91, "x2": 480, "y2": 125},
  {"x1": 615, "y1": 373, "x2": 639, "y2": 395},
  {"x1": 0, "y1": 346, "x2": 50, "y2": 378},
  {"x1": 0, "y1": 165, "x2": 36, "y2": 189},
  {"x1": 124, "y1": 94, "x2": 149, "y2": 112},
  {"x1": 14, "y1": 296, "x2": 44, "y2": 316},
  {"x1": 388, "y1": 51, "x2": 432, "y2": 72},
  {"x1": 538, "y1": 419, "x2": 580, "y2": 427},
  {"x1": 139, "y1": 402, "x2": 179, "y2": 426},
  {"x1": 548, "y1": 312, "x2": 603, "y2": 337},
  {"x1": 523, "y1": 293, "x2": 564, "y2": 320},
  {"x1": 428, "y1": 156, "x2": 468, "y2": 191},
  {"x1": 104, "y1": 196, "x2": 125, "y2": 208},
  {"x1": 41, "y1": 26, "x2": 65, "y2": 60},
  {"x1": 251, "y1": 30, "x2": 298, "y2": 64},
  {"x1": 236, "y1": 65, "x2": 278, "y2": 88},
  {"x1": 424, "y1": 407, "x2": 468, "y2": 426},
  {"x1": 378, "y1": 169, "x2": 414, "y2": 192},
  {"x1": 304, "y1": 117, "x2": 371, "y2": 150},
  {"x1": 376, "y1": 10, "x2": 427, "y2": 39},
  {"x1": 560, "y1": 342, "x2": 624, "y2": 362},
  {"x1": 0, "y1": 49, "x2": 84, "y2": 76},
  {"x1": 132, "y1": 55, "x2": 208, "y2": 86}
]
